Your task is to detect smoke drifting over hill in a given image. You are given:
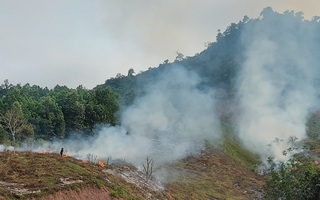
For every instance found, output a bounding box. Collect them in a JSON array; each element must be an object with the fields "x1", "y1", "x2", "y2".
[
  {"x1": 236, "y1": 8, "x2": 320, "y2": 160},
  {"x1": 28, "y1": 66, "x2": 221, "y2": 167},
  {"x1": 18, "y1": 8, "x2": 320, "y2": 169}
]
